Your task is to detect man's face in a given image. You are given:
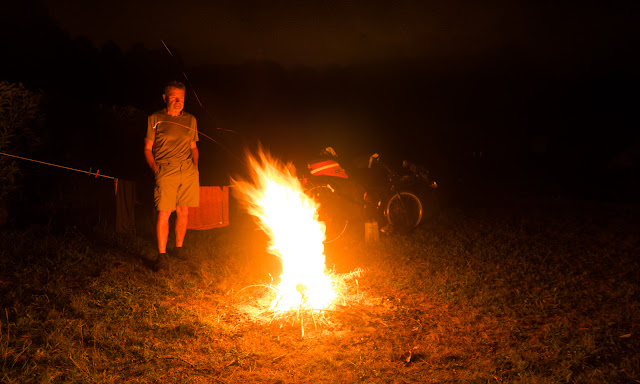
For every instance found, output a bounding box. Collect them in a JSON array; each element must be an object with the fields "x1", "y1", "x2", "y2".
[{"x1": 163, "y1": 87, "x2": 185, "y2": 114}]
